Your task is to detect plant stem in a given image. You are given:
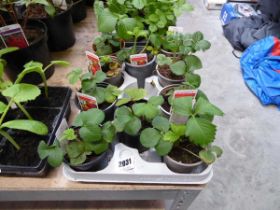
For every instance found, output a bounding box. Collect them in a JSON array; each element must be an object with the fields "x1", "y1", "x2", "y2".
[
  {"x1": 0, "y1": 130, "x2": 20, "y2": 150},
  {"x1": 15, "y1": 67, "x2": 48, "y2": 97},
  {"x1": 140, "y1": 36, "x2": 150, "y2": 54},
  {"x1": 16, "y1": 102, "x2": 33, "y2": 120},
  {"x1": 0, "y1": 99, "x2": 13, "y2": 125},
  {"x1": 180, "y1": 147, "x2": 201, "y2": 160}
]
